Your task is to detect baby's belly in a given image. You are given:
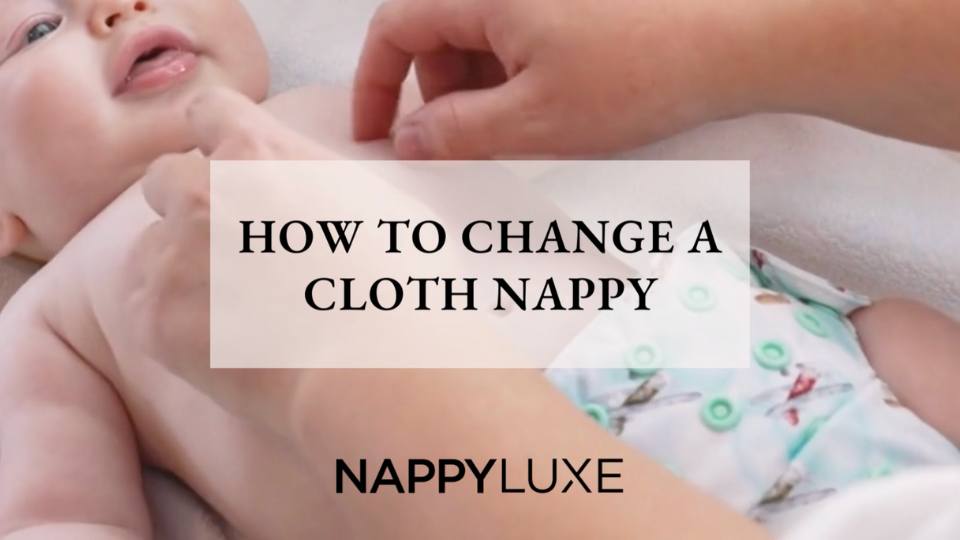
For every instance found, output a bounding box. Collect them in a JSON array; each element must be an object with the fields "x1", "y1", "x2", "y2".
[{"x1": 44, "y1": 186, "x2": 333, "y2": 539}]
